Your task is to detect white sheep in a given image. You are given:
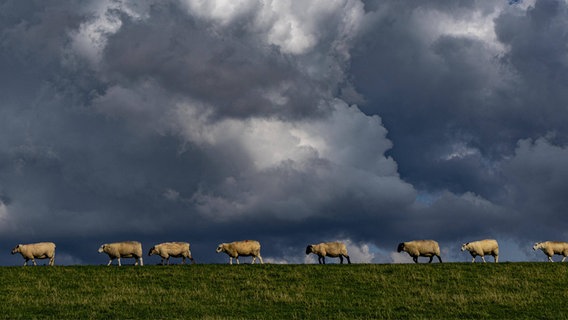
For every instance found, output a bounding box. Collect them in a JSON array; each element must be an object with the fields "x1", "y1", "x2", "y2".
[
  {"x1": 533, "y1": 241, "x2": 568, "y2": 262},
  {"x1": 397, "y1": 240, "x2": 442, "y2": 263},
  {"x1": 215, "y1": 240, "x2": 263, "y2": 265},
  {"x1": 461, "y1": 239, "x2": 499, "y2": 263},
  {"x1": 148, "y1": 242, "x2": 195, "y2": 265},
  {"x1": 11, "y1": 242, "x2": 56, "y2": 266},
  {"x1": 98, "y1": 241, "x2": 144, "y2": 266},
  {"x1": 305, "y1": 242, "x2": 351, "y2": 264}
]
